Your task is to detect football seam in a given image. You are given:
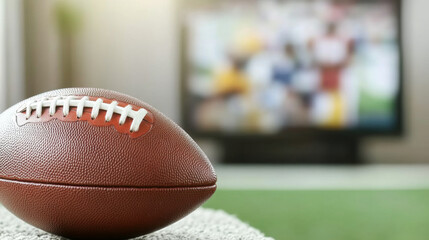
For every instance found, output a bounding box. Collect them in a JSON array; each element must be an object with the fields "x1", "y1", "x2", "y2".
[
  {"x1": 18, "y1": 96, "x2": 149, "y2": 132},
  {"x1": 0, "y1": 176, "x2": 216, "y2": 190}
]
